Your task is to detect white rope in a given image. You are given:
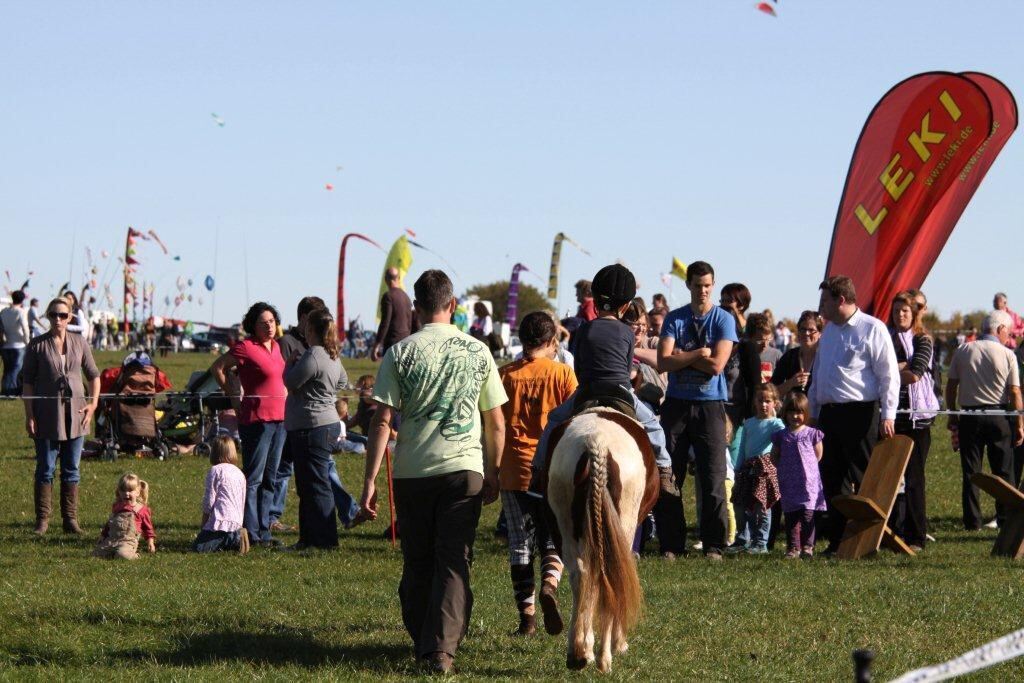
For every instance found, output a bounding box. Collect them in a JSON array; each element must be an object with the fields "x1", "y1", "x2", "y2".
[{"x1": 890, "y1": 626, "x2": 1024, "y2": 682}]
